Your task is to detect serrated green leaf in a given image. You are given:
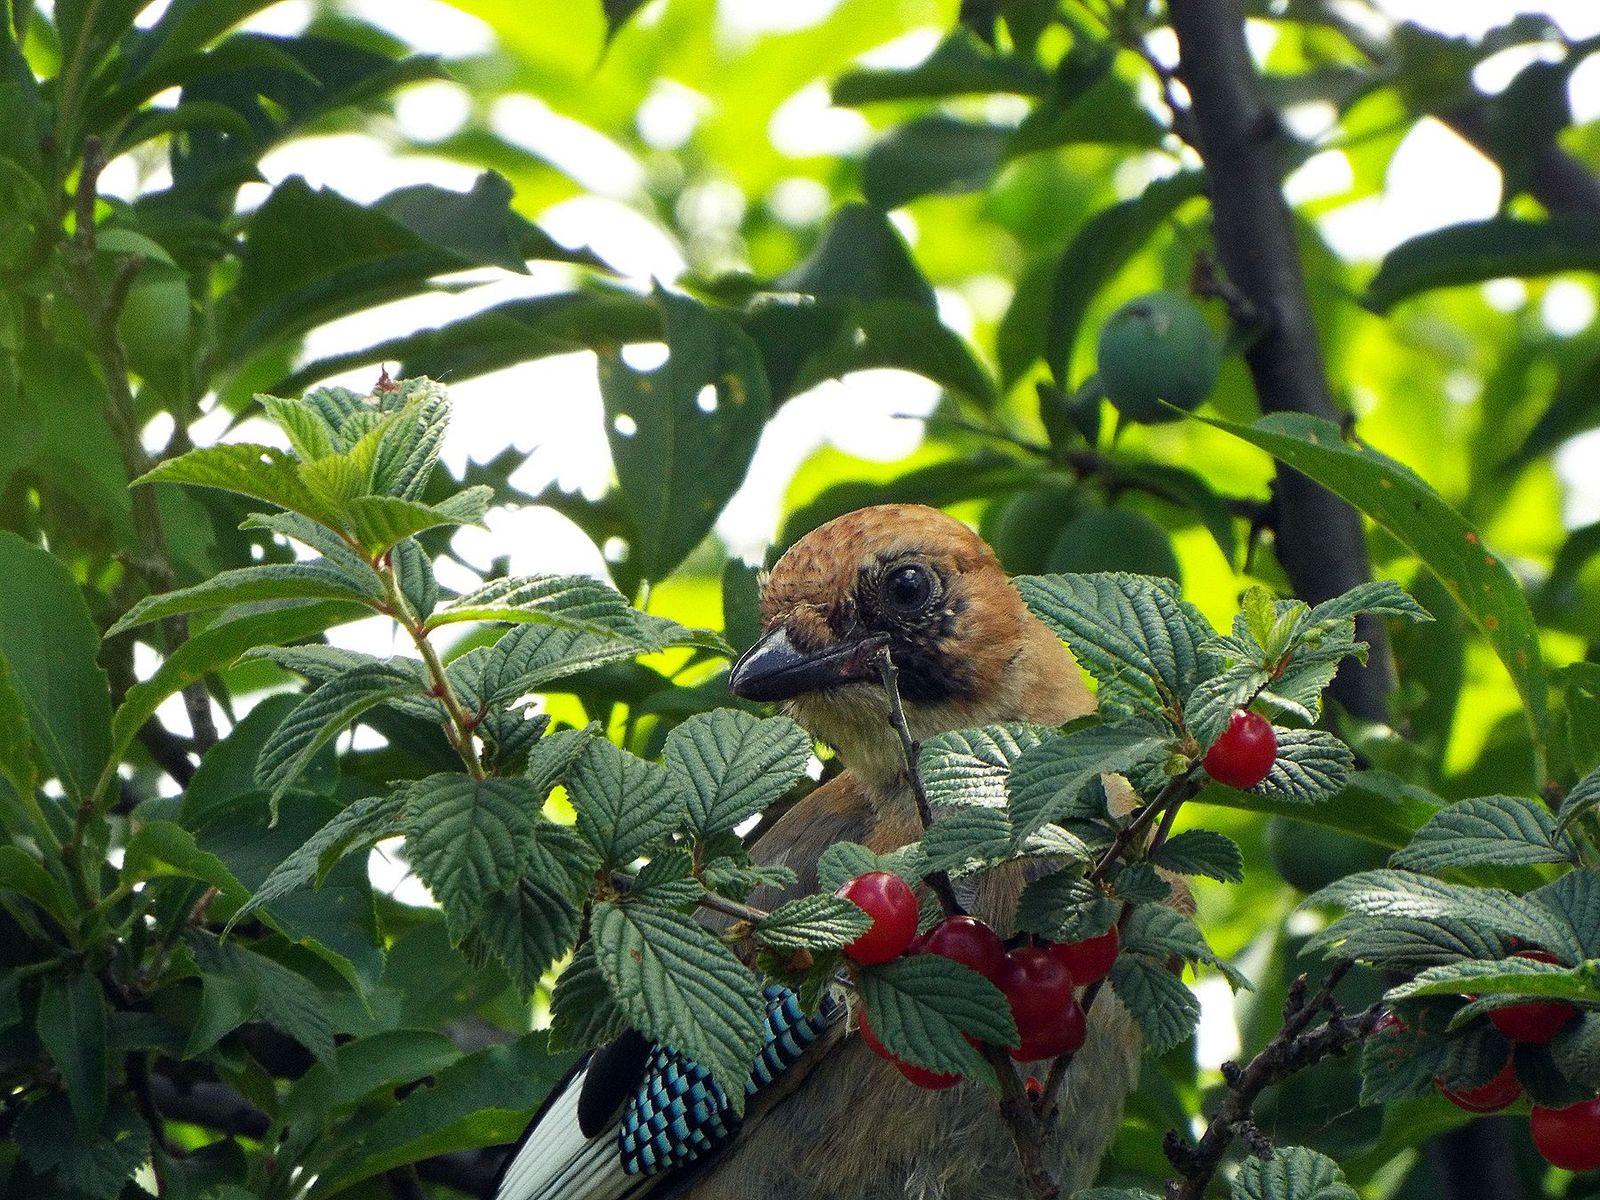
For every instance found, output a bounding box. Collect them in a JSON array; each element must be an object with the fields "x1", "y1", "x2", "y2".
[
  {"x1": 816, "y1": 841, "x2": 928, "y2": 893},
  {"x1": 1308, "y1": 580, "x2": 1433, "y2": 625},
  {"x1": 1305, "y1": 912, "x2": 1509, "y2": 971},
  {"x1": 1109, "y1": 862, "x2": 1171, "y2": 904},
  {"x1": 1197, "y1": 411, "x2": 1548, "y2": 784},
  {"x1": 241, "y1": 509, "x2": 381, "y2": 581},
  {"x1": 858, "y1": 954, "x2": 1018, "y2": 1084},
  {"x1": 392, "y1": 536, "x2": 439, "y2": 619},
  {"x1": 1388, "y1": 957, "x2": 1600, "y2": 1006},
  {"x1": 401, "y1": 773, "x2": 584, "y2": 932},
  {"x1": 109, "y1": 599, "x2": 365, "y2": 773},
  {"x1": 0, "y1": 535, "x2": 112, "y2": 803},
  {"x1": 922, "y1": 805, "x2": 1022, "y2": 875},
  {"x1": 133, "y1": 441, "x2": 341, "y2": 527},
  {"x1": 702, "y1": 857, "x2": 798, "y2": 901},
  {"x1": 757, "y1": 894, "x2": 873, "y2": 951},
  {"x1": 466, "y1": 624, "x2": 646, "y2": 705},
  {"x1": 255, "y1": 663, "x2": 420, "y2": 810},
  {"x1": 1250, "y1": 729, "x2": 1354, "y2": 805},
  {"x1": 372, "y1": 378, "x2": 450, "y2": 500},
  {"x1": 1307, "y1": 870, "x2": 1580, "y2": 960},
  {"x1": 549, "y1": 939, "x2": 630, "y2": 1052},
  {"x1": 259, "y1": 393, "x2": 338, "y2": 459},
  {"x1": 567, "y1": 739, "x2": 689, "y2": 868},
  {"x1": 1150, "y1": 828, "x2": 1244, "y2": 883},
  {"x1": 591, "y1": 902, "x2": 768, "y2": 1107},
  {"x1": 14, "y1": 1094, "x2": 148, "y2": 1200},
  {"x1": 1551, "y1": 1012, "x2": 1600, "y2": 1091},
  {"x1": 1108, "y1": 954, "x2": 1198, "y2": 1055},
  {"x1": 0, "y1": 846, "x2": 73, "y2": 924},
  {"x1": 1007, "y1": 723, "x2": 1168, "y2": 837},
  {"x1": 186, "y1": 932, "x2": 335, "y2": 1063},
  {"x1": 1359, "y1": 996, "x2": 1511, "y2": 1103},
  {"x1": 628, "y1": 847, "x2": 703, "y2": 908},
  {"x1": 230, "y1": 792, "x2": 404, "y2": 930},
  {"x1": 1558, "y1": 762, "x2": 1600, "y2": 832},
  {"x1": 1015, "y1": 870, "x2": 1119, "y2": 941},
  {"x1": 918, "y1": 723, "x2": 1050, "y2": 808},
  {"x1": 428, "y1": 574, "x2": 695, "y2": 649},
  {"x1": 1184, "y1": 664, "x2": 1273, "y2": 751},
  {"x1": 36, "y1": 973, "x2": 109, "y2": 1134},
  {"x1": 106, "y1": 560, "x2": 383, "y2": 636},
  {"x1": 664, "y1": 709, "x2": 811, "y2": 838},
  {"x1": 1394, "y1": 794, "x2": 1576, "y2": 872},
  {"x1": 1017, "y1": 573, "x2": 1213, "y2": 722},
  {"x1": 297, "y1": 417, "x2": 390, "y2": 517},
  {"x1": 1232, "y1": 1146, "x2": 1358, "y2": 1200},
  {"x1": 1531, "y1": 869, "x2": 1600, "y2": 958},
  {"x1": 475, "y1": 879, "x2": 580, "y2": 992},
  {"x1": 347, "y1": 487, "x2": 492, "y2": 555}
]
